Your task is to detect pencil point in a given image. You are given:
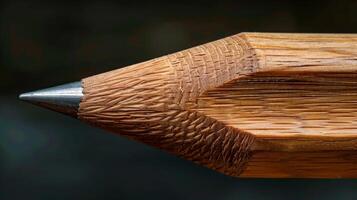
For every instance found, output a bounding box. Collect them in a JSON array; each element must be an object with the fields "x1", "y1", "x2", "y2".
[{"x1": 19, "y1": 81, "x2": 83, "y2": 117}]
